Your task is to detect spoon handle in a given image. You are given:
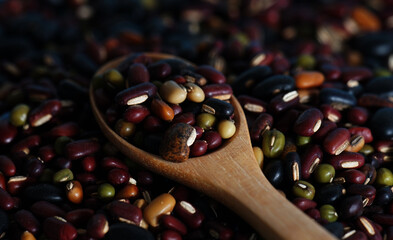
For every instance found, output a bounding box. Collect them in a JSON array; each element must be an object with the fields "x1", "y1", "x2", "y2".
[{"x1": 190, "y1": 154, "x2": 337, "y2": 240}]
